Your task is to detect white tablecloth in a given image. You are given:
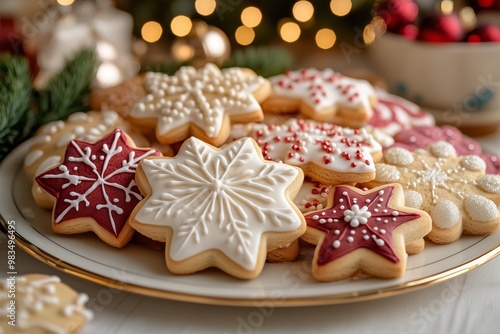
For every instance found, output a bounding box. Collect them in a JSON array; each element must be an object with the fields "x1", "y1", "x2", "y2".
[{"x1": 2, "y1": 130, "x2": 500, "y2": 334}]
